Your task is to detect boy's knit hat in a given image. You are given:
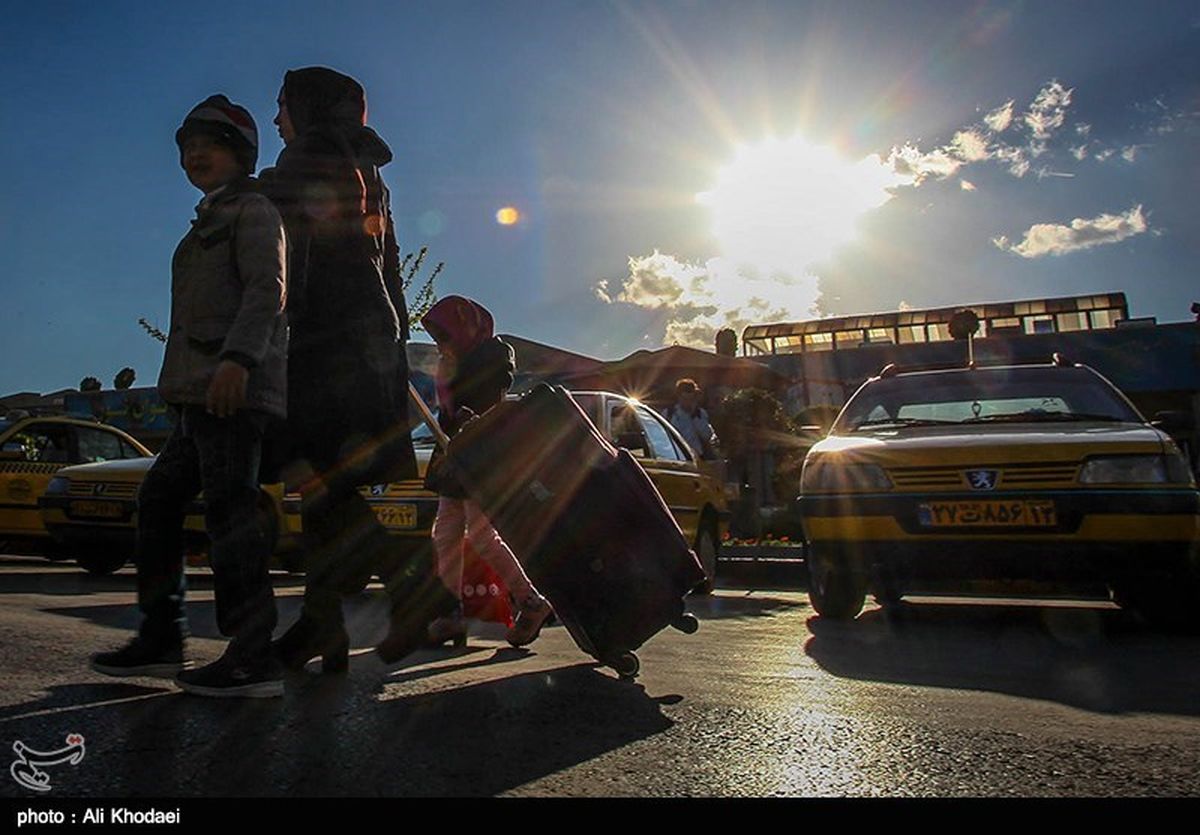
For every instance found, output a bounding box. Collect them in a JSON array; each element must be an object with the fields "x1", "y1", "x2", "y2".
[{"x1": 175, "y1": 94, "x2": 258, "y2": 174}]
